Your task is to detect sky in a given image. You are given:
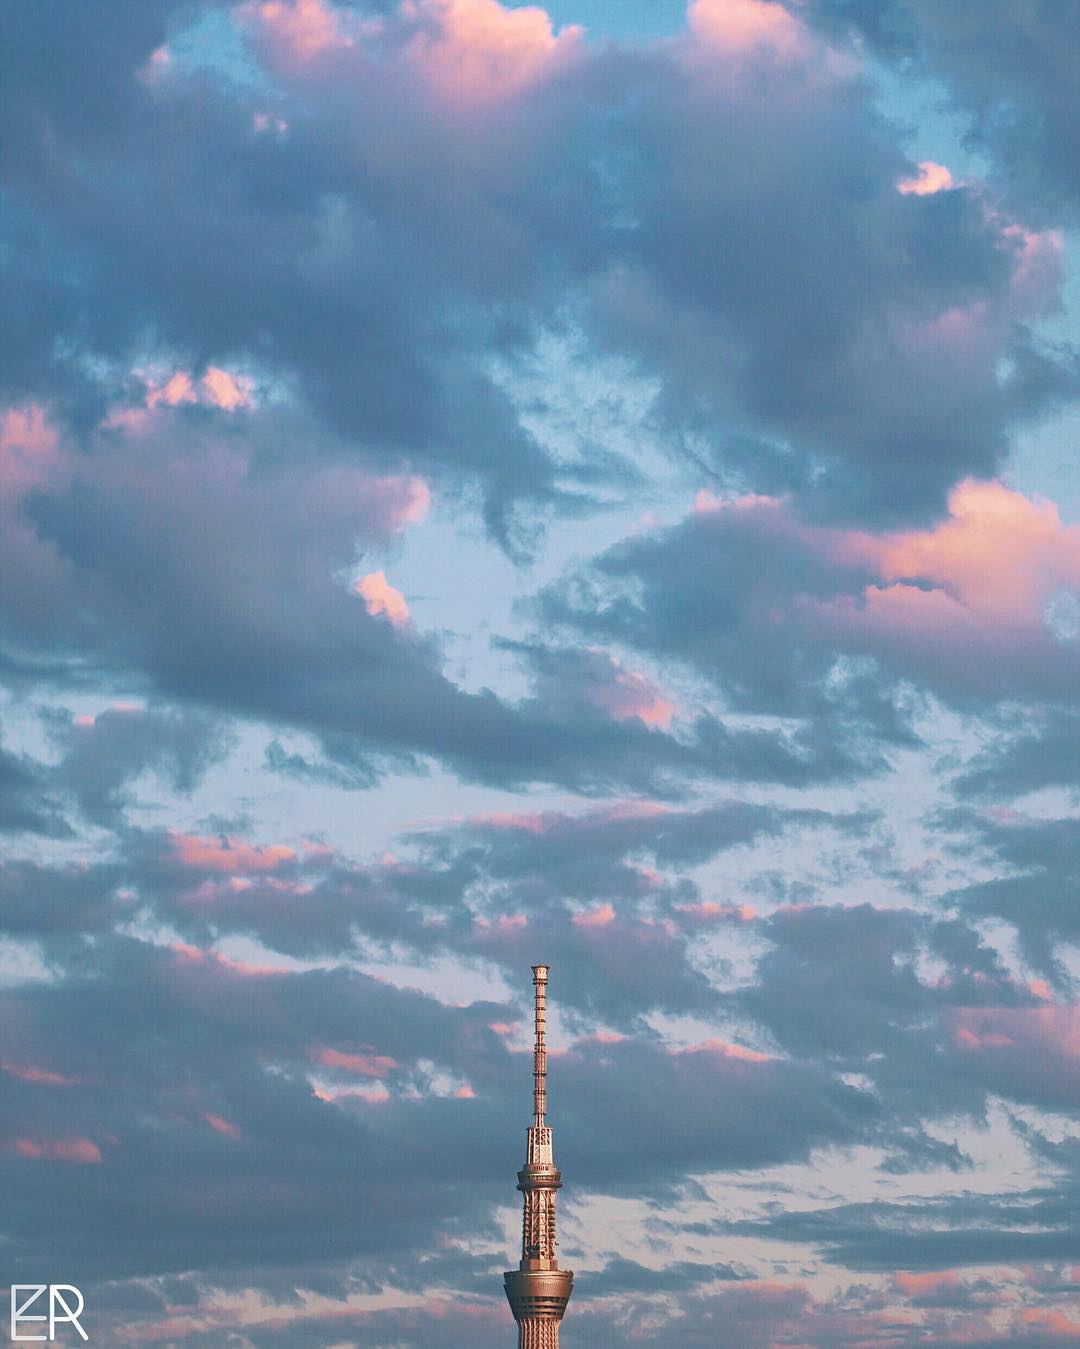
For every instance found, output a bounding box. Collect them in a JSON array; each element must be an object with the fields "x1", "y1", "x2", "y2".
[{"x1": 1, "y1": 0, "x2": 1079, "y2": 1344}]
